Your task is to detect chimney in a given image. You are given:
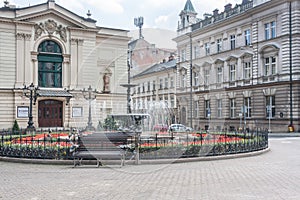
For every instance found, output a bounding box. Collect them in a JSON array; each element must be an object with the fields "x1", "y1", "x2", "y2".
[{"x1": 224, "y1": 3, "x2": 232, "y2": 12}]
